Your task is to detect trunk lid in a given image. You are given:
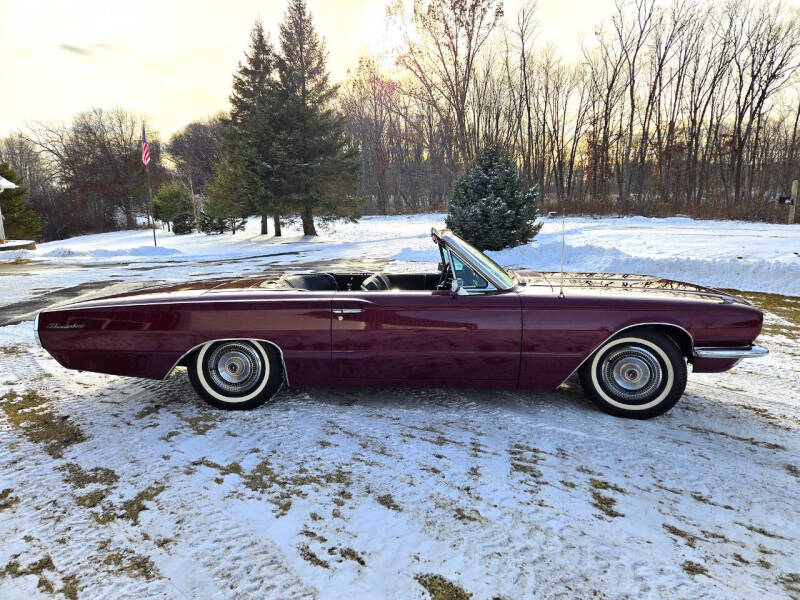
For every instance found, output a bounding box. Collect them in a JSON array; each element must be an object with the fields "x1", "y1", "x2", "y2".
[{"x1": 517, "y1": 271, "x2": 749, "y2": 305}]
